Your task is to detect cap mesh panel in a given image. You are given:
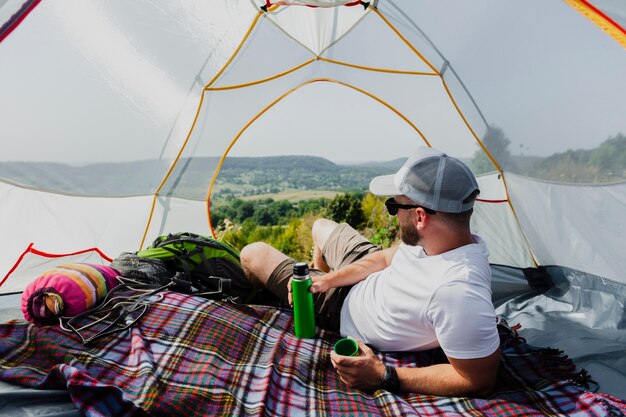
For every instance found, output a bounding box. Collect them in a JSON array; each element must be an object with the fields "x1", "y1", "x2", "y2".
[{"x1": 402, "y1": 157, "x2": 477, "y2": 212}]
